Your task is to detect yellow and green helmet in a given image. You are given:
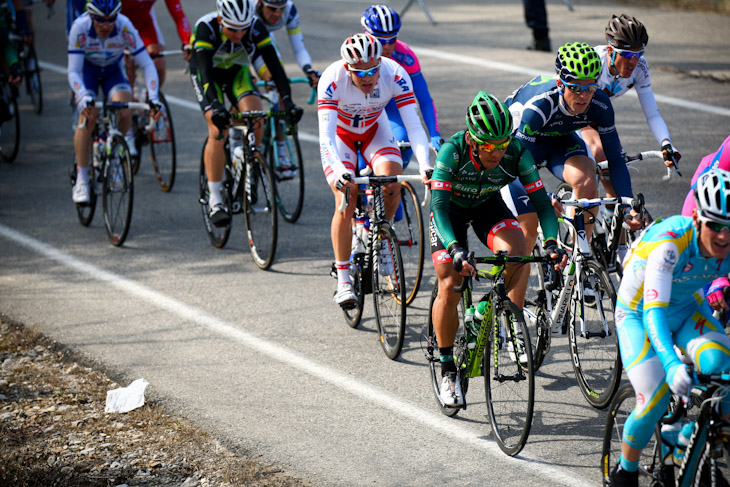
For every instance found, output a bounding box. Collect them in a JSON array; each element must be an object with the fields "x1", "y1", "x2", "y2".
[{"x1": 555, "y1": 42, "x2": 602, "y2": 82}]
